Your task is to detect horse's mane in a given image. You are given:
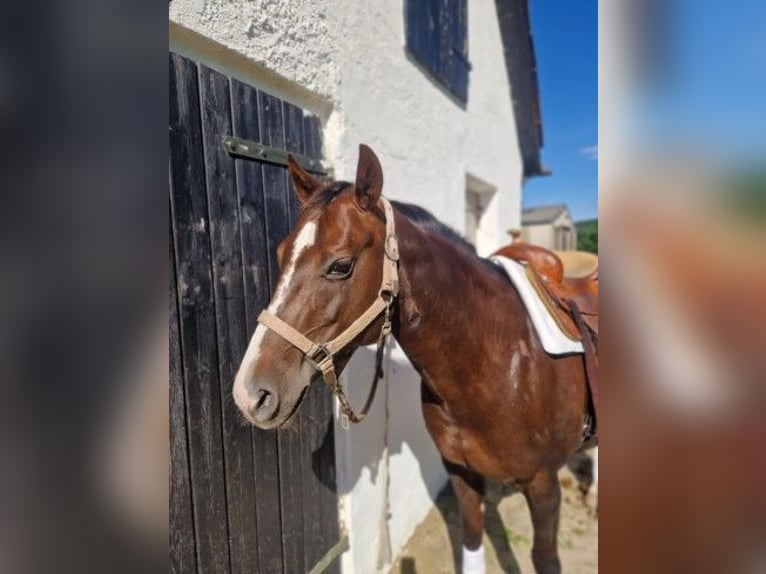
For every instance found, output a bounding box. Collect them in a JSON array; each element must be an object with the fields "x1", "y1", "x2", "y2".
[
  {"x1": 391, "y1": 201, "x2": 477, "y2": 255},
  {"x1": 392, "y1": 201, "x2": 508, "y2": 280},
  {"x1": 307, "y1": 180, "x2": 353, "y2": 209}
]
